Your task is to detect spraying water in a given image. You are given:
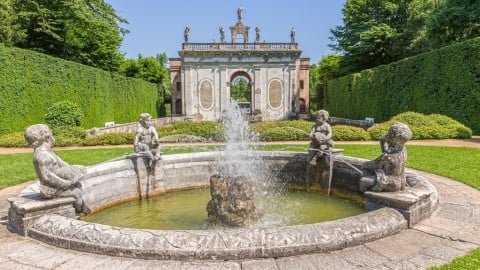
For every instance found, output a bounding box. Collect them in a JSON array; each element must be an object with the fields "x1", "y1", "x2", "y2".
[{"x1": 218, "y1": 100, "x2": 262, "y2": 178}]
